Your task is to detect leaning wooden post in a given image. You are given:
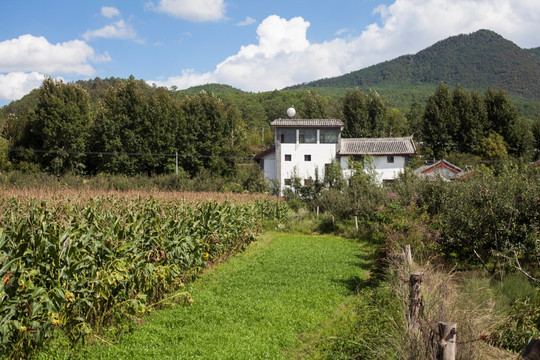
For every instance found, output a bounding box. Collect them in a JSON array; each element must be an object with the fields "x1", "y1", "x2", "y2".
[
  {"x1": 437, "y1": 322, "x2": 457, "y2": 360},
  {"x1": 355, "y1": 216, "x2": 359, "y2": 231},
  {"x1": 522, "y1": 338, "x2": 540, "y2": 359},
  {"x1": 403, "y1": 244, "x2": 413, "y2": 269},
  {"x1": 408, "y1": 272, "x2": 423, "y2": 328}
]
